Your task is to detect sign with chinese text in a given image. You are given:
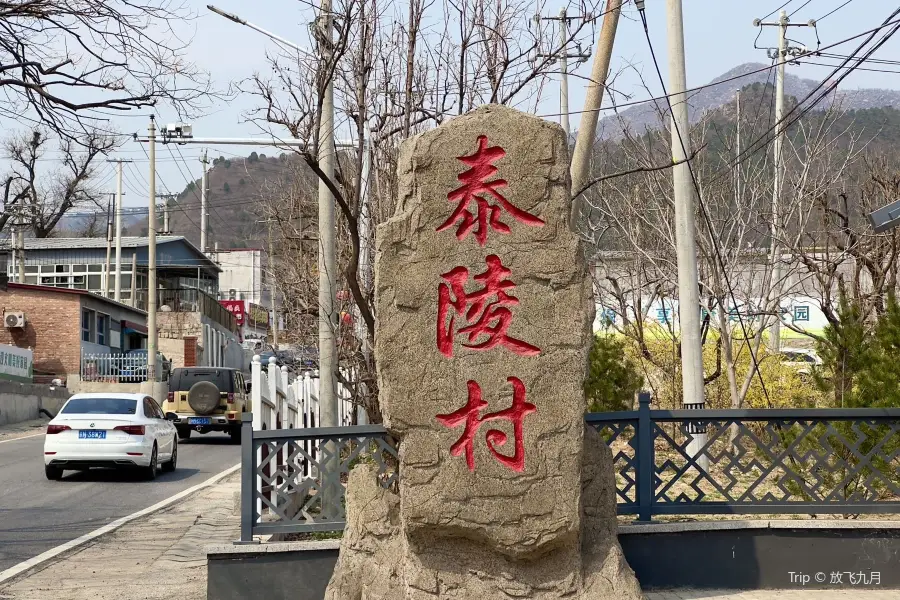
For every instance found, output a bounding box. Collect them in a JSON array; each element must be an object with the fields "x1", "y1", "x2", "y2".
[
  {"x1": 219, "y1": 300, "x2": 245, "y2": 326},
  {"x1": 374, "y1": 105, "x2": 593, "y2": 558},
  {"x1": 0, "y1": 344, "x2": 33, "y2": 383}
]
